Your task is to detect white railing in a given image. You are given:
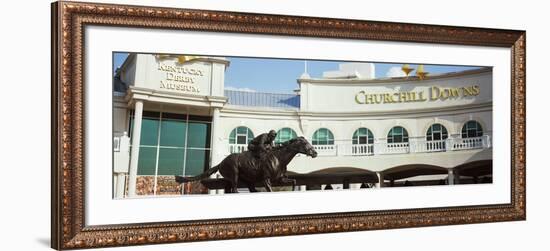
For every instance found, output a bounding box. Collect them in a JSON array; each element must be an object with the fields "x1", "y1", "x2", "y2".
[
  {"x1": 229, "y1": 144, "x2": 247, "y2": 154},
  {"x1": 341, "y1": 144, "x2": 374, "y2": 156},
  {"x1": 413, "y1": 139, "x2": 447, "y2": 153},
  {"x1": 376, "y1": 142, "x2": 410, "y2": 154},
  {"x1": 224, "y1": 135, "x2": 491, "y2": 157},
  {"x1": 313, "y1": 145, "x2": 338, "y2": 156},
  {"x1": 448, "y1": 135, "x2": 491, "y2": 151}
]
